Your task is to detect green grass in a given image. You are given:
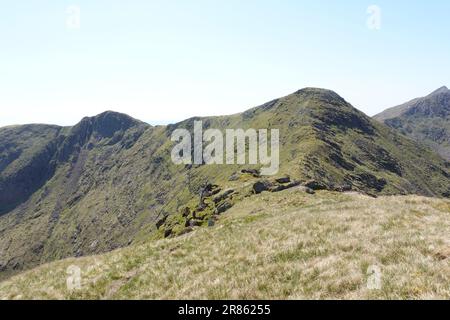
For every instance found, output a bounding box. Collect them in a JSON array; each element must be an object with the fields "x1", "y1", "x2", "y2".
[{"x1": 1, "y1": 189, "x2": 449, "y2": 300}]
